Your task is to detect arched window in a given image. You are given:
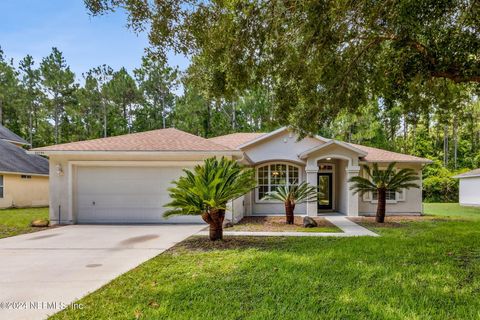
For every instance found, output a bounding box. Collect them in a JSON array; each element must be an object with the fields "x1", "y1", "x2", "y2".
[{"x1": 256, "y1": 163, "x2": 300, "y2": 200}]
